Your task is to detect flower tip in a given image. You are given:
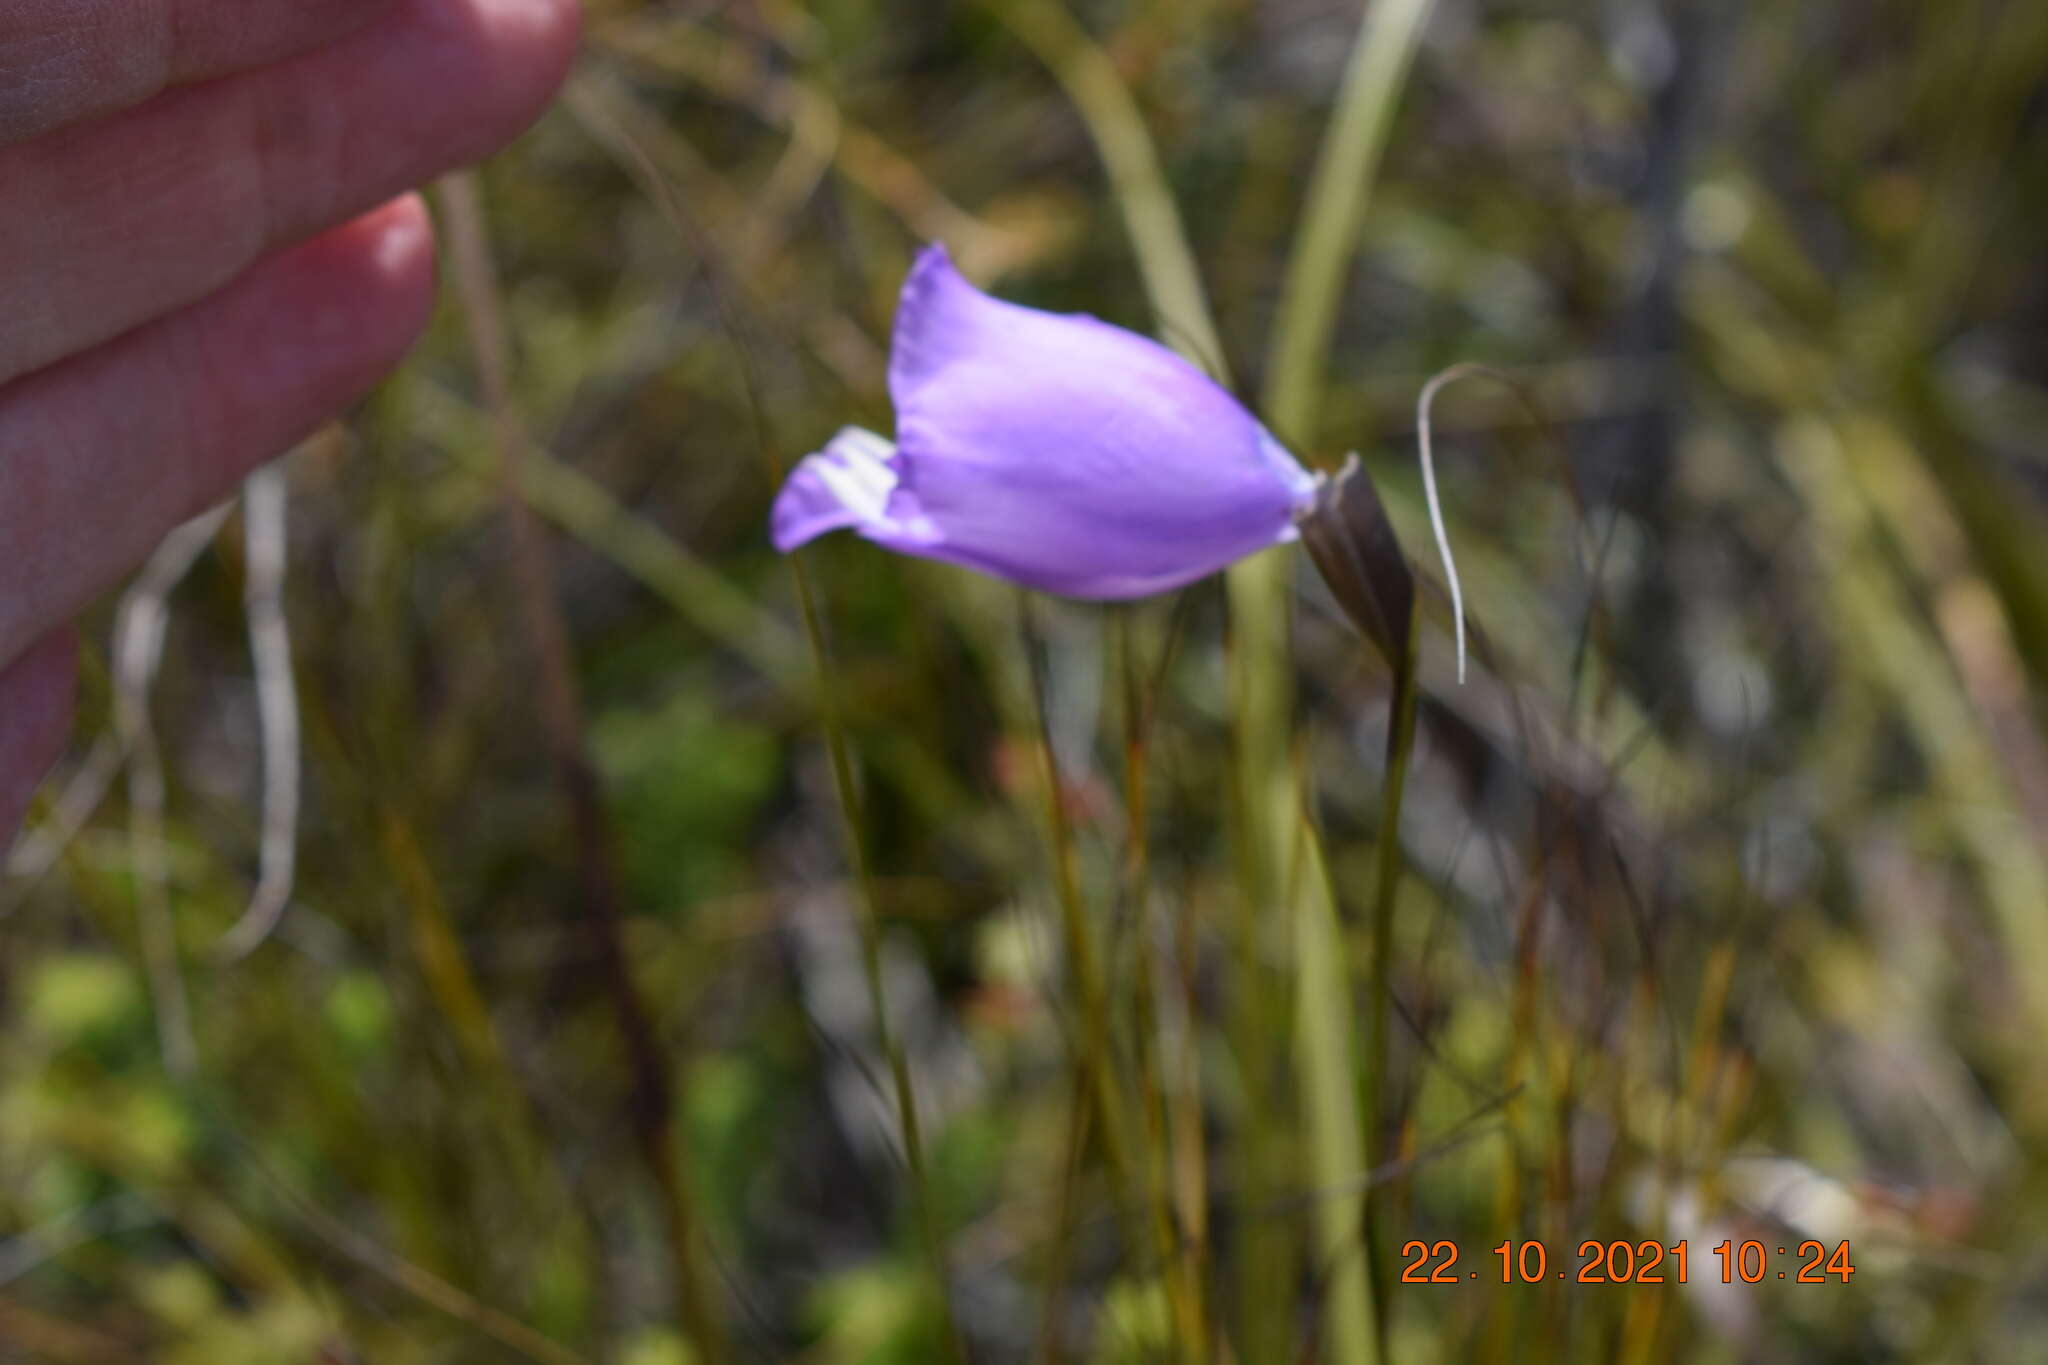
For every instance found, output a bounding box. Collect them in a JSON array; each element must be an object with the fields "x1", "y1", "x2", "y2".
[
  {"x1": 906, "y1": 240, "x2": 960, "y2": 292},
  {"x1": 767, "y1": 489, "x2": 817, "y2": 554}
]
